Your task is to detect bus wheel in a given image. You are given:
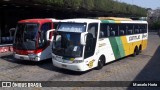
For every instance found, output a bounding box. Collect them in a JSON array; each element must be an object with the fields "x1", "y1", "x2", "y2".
[
  {"x1": 95, "y1": 56, "x2": 105, "y2": 70},
  {"x1": 139, "y1": 45, "x2": 142, "y2": 53},
  {"x1": 133, "y1": 47, "x2": 139, "y2": 57}
]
